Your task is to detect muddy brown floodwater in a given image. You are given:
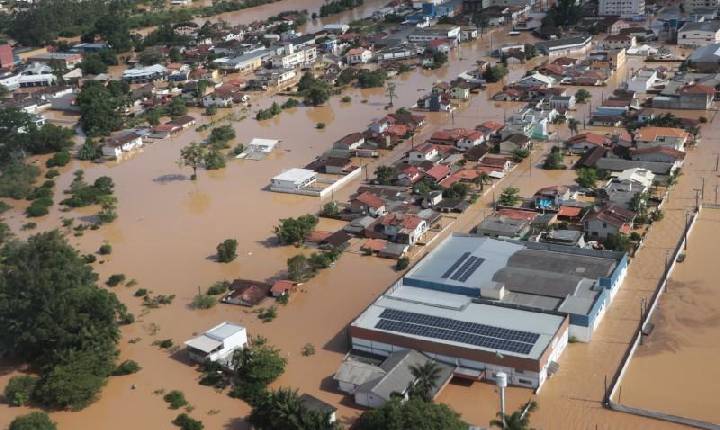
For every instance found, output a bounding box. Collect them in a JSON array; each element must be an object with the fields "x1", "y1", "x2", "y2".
[
  {"x1": 1, "y1": 13, "x2": 718, "y2": 430},
  {"x1": 620, "y1": 207, "x2": 720, "y2": 424}
]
